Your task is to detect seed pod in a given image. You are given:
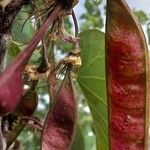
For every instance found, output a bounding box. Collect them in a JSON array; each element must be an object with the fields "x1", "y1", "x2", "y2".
[
  {"x1": 41, "y1": 70, "x2": 77, "y2": 150},
  {"x1": 15, "y1": 83, "x2": 38, "y2": 116},
  {"x1": 106, "y1": 0, "x2": 149, "y2": 149},
  {"x1": 0, "y1": 4, "x2": 62, "y2": 116},
  {"x1": 15, "y1": 91, "x2": 38, "y2": 116},
  {"x1": 4, "y1": 84, "x2": 38, "y2": 148}
]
